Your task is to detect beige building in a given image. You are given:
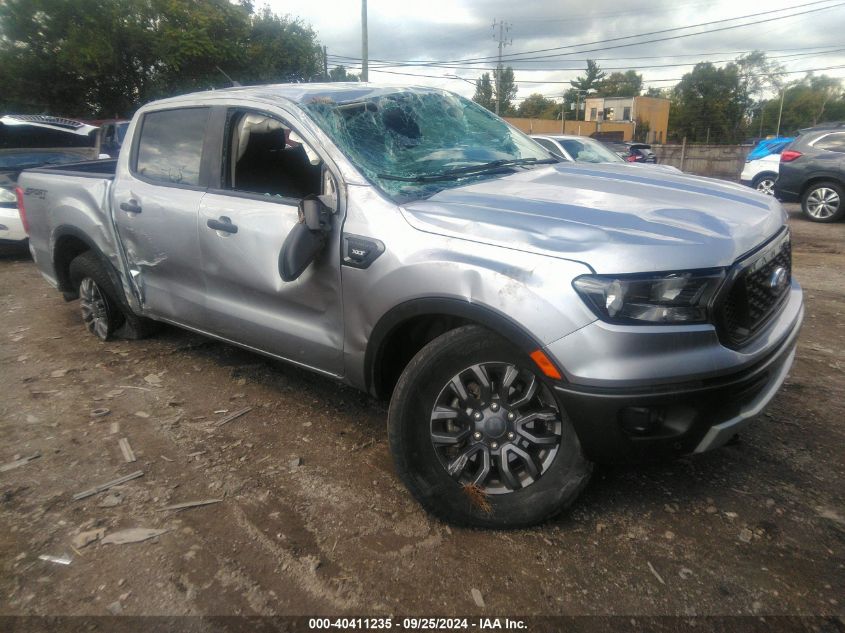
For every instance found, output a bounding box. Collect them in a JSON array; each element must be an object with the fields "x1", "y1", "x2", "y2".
[{"x1": 582, "y1": 96, "x2": 670, "y2": 144}]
